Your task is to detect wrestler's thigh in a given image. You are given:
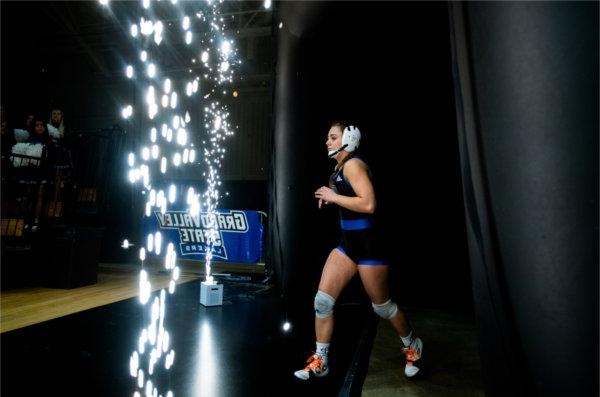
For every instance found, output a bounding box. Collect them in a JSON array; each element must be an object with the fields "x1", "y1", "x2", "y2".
[{"x1": 318, "y1": 248, "x2": 357, "y2": 299}]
